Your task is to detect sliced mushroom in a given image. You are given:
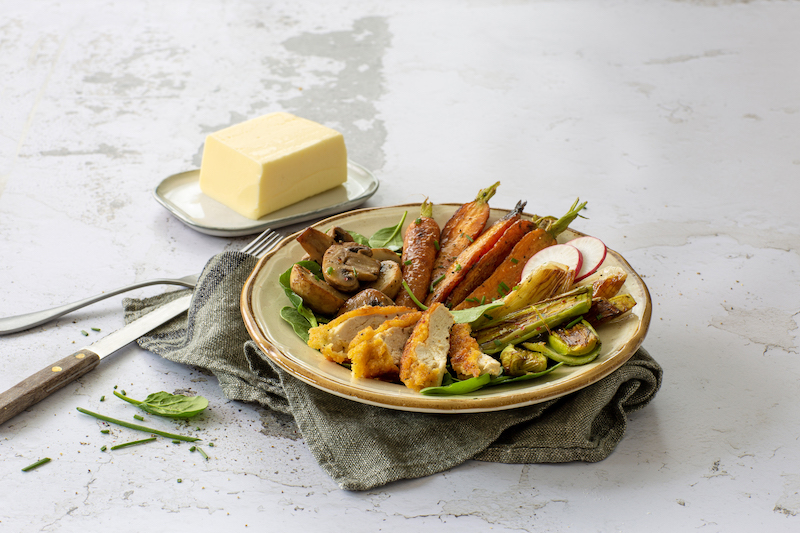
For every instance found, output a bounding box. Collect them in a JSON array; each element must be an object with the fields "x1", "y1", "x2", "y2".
[
  {"x1": 341, "y1": 242, "x2": 372, "y2": 255},
  {"x1": 364, "y1": 261, "x2": 403, "y2": 299},
  {"x1": 296, "y1": 227, "x2": 335, "y2": 264},
  {"x1": 336, "y1": 289, "x2": 395, "y2": 316},
  {"x1": 326, "y1": 226, "x2": 355, "y2": 243},
  {"x1": 289, "y1": 264, "x2": 346, "y2": 315},
  {"x1": 370, "y1": 248, "x2": 402, "y2": 264},
  {"x1": 322, "y1": 244, "x2": 381, "y2": 292}
]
